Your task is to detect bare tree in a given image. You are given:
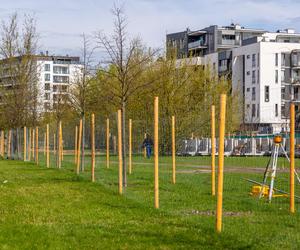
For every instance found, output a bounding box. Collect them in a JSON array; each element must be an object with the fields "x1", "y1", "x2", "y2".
[
  {"x1": 96, "y1": 4, "x2": 159, "y2": 188},
  {"x1": 0, "y1": 13, "x2": 39, "y2": 159},
  {"x1": 69, "y1": 33, "x2": 95, "y2": 172}
]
